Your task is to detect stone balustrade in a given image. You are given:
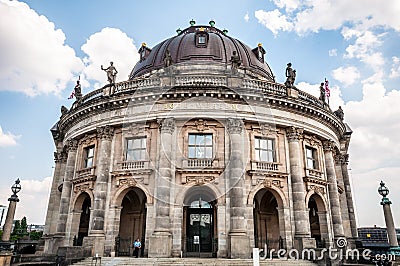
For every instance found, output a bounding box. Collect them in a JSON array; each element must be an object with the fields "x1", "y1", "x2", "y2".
[
  {"x1": 174, "y1": 76, "x2": 227, "y2": 87},
  {"x1": 184, "y1": 158, "x2": 215, "y2": 168},
  {"x1": 251, "y1": 161, "x2": 279, "y2": 171},
  {"x1": 306, "y1": 168, "x2": 323, "y2": 178},
  {"x1": 118, "y1": 160, "x2": 149, "y2": 170},
  {"x1": 76, "y1": 166, "x2": 95, "y2": 177}
]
